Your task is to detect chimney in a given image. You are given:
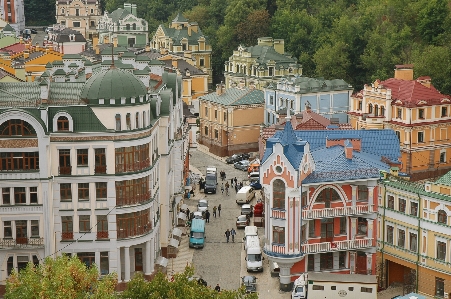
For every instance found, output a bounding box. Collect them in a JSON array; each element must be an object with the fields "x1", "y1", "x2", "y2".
[
  {"x1": 40, "y1": 80, "x2": 49, "y2": 102},
  {"x1": 171, "y1": 58, "x2": 178, "y2": 68},
  {"x1": 390, "y1": 167, "x2": 399, "y2": 177},
  {"x1": 216, "y1": 84, "x2": 222, "y2": 95},
  {"x1": 131, "y1": 4, "x2": 137, "y2": 16},
  {"x1": 273, "y1": 39, "x2": 284, "y2": 54},
  {"x1": 345, "y1": 140, "x2": 353, "y2": 159},
  {"x1": 124, "y1": 3, "x2": 131, "y2": 13},
  {"x1": 394, "y1": 64, "x2": 414, "y2": 81},
  {"x1": 187, "y1": 23, "x2": 192, "y2": 36}
]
